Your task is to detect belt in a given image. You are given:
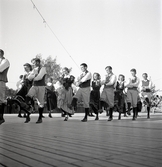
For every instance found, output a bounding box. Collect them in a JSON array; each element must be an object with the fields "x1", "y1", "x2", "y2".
[
  {"x1": 128, "y1": 87, "x2": 137, "y2": 90},
  {"x1": 143, "y1": 89, "x2": 151, "y2": 92}
]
